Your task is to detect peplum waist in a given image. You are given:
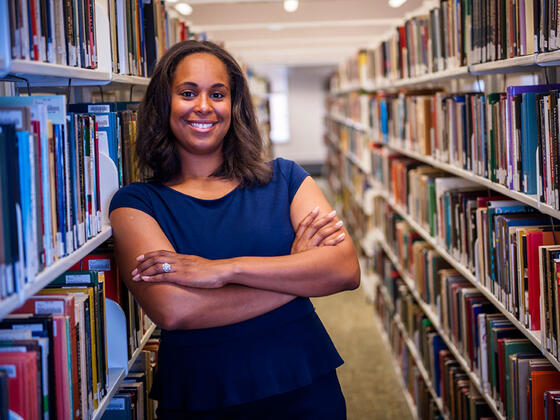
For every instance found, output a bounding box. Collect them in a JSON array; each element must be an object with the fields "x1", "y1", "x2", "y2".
[
  {"x1": 160, "y1": 296, "x2": 315, "y2": 346},
  {"x1": 150, "y1": 297, "x2": 343, "y2": 411}
]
